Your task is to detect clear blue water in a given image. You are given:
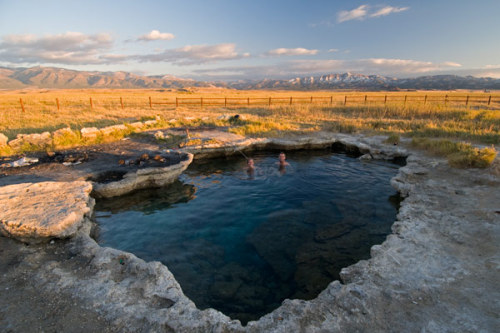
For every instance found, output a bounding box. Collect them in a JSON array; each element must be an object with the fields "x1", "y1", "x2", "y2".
[{"x1": 94, "y1": 150, "x2": 401, "y2": 324}]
